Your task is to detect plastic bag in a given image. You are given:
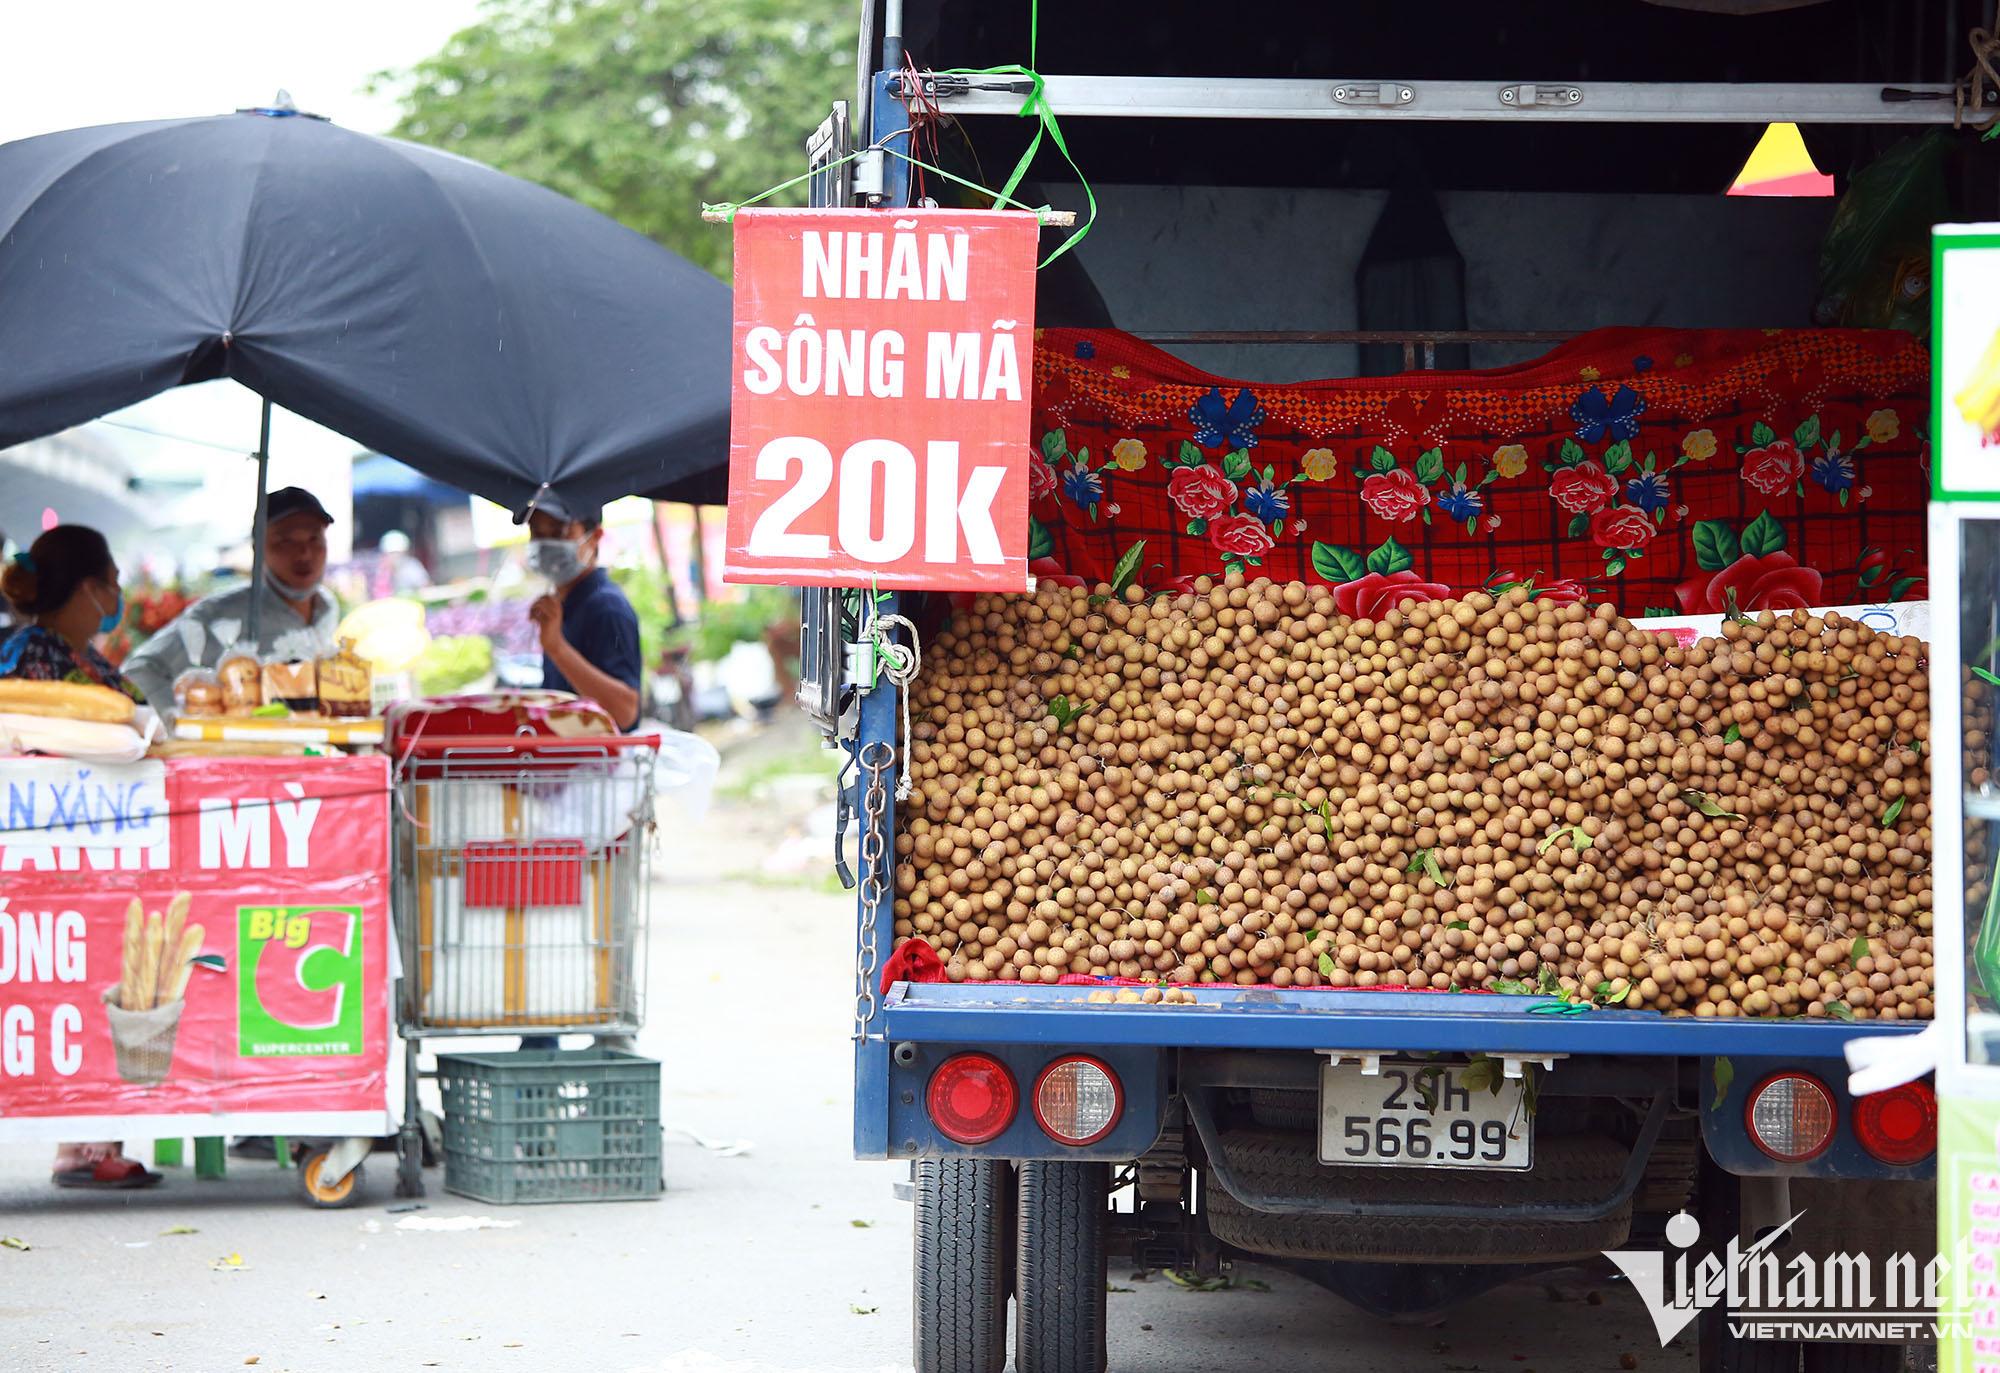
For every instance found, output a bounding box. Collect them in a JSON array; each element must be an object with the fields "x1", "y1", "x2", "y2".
[
  {"x1": 654, "y1": 728, "x2": 720, "y2": 829},
  {"x1": 1815, "y1": 130, "x2": 1949, "y2": 336}
]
